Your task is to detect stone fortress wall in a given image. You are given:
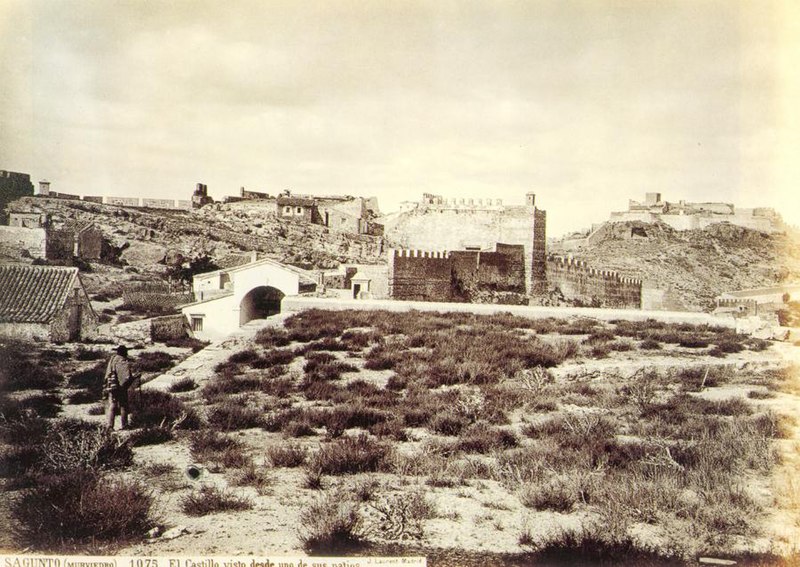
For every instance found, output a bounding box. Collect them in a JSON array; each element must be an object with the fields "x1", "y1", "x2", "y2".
[
  {"x1": 547, "y1": 256, "x2": 643, "y2": 309},
  {"x1": 387, "y1": 244, "x2": 527, "y2": 302},
  {"x1": 384, "y1": 193, "x2": 546, "y2": 295}
]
